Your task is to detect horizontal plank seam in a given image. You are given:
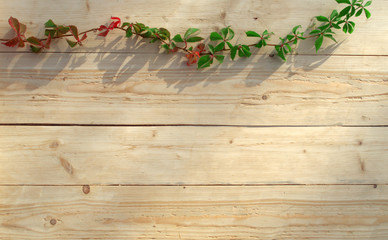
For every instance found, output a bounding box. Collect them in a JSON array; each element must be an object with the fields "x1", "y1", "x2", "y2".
[
  {"x1": 1, "y1": 123, "x2": 388, "y2": 128},
  {"x1": 0, "y1": 51, "x2": 388, "y2": 57},
  {"x1": 0, "y1": 184, "x2": 385, "y2": 187}
]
